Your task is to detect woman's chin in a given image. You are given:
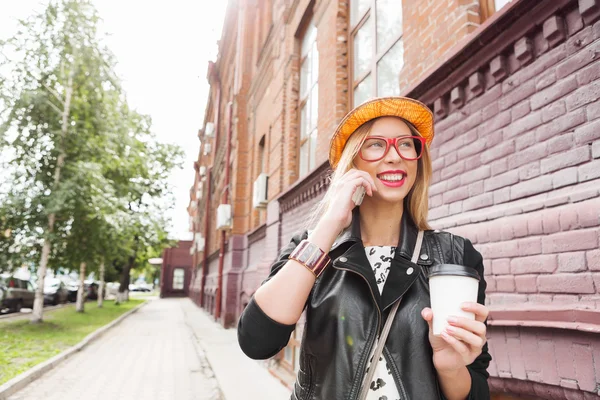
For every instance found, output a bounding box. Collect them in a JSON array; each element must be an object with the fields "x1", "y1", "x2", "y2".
[{"x1": 367, "y1": 192, "x2": 407, "y2": 205}]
